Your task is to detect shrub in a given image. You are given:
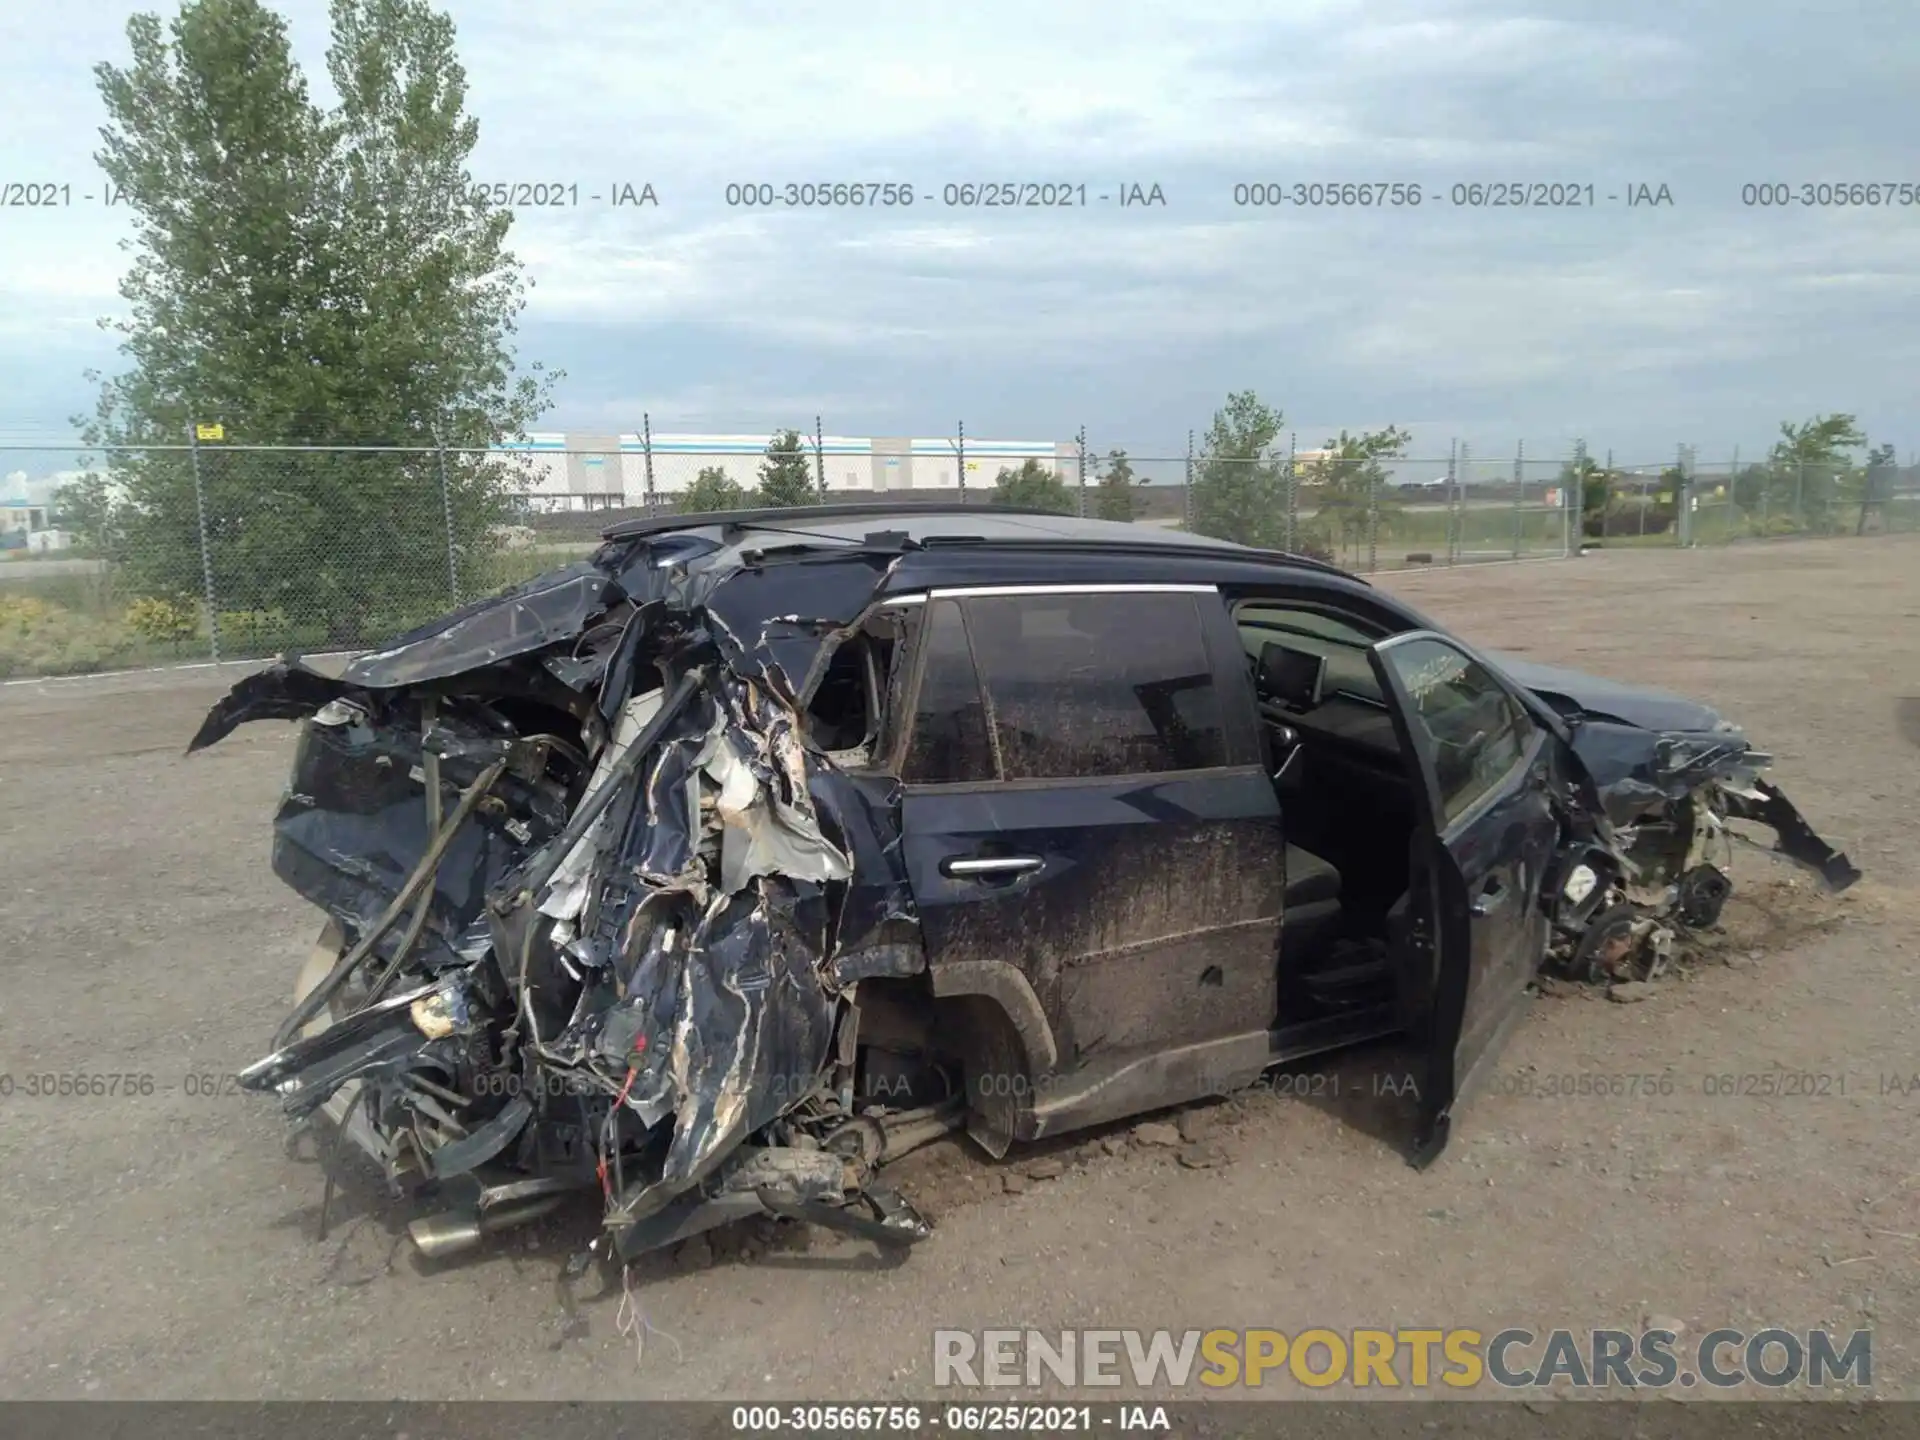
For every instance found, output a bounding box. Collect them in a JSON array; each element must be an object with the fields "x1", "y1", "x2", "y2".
[
  {"x1": 0, "y1": 595, "x2": 141, "y2": 678},
  {"x1": 1586, "y1": 500, "x2": 1675, "y2": 538},
  {"x1": 125, "y1": 594, "x2": 201, "y2": 645},
  {"x1": 215, "y1": 609, "x2": 292, "y2": 649}
]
